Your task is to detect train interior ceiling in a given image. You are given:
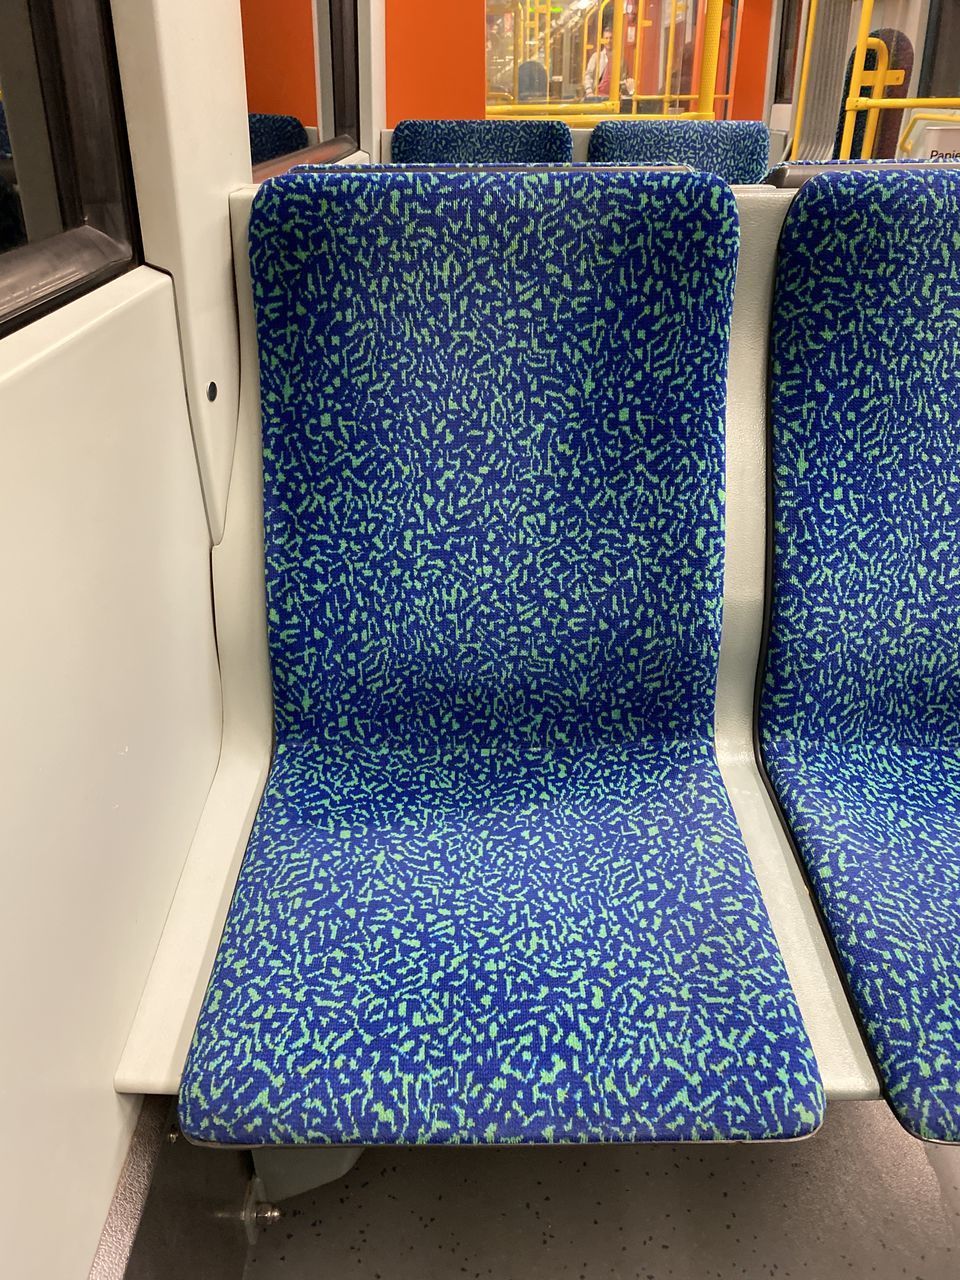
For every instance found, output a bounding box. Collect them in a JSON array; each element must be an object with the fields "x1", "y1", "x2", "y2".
[{"x1": 3, "y1": 1, "x2": 960, "y2": 1278}]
